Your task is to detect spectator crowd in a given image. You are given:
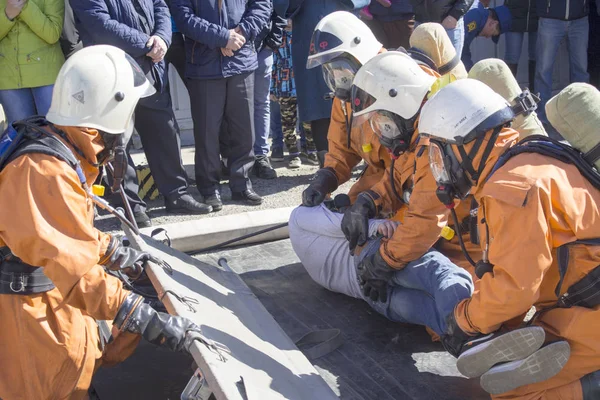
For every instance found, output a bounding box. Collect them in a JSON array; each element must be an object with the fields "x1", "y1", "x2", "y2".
[{"x1": 1, "y1": 0, "x2": 599, "y2": 228}]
